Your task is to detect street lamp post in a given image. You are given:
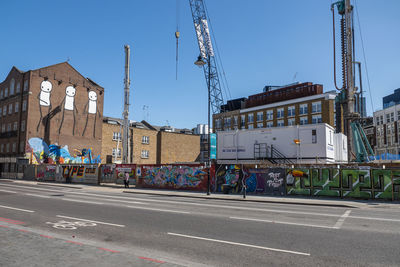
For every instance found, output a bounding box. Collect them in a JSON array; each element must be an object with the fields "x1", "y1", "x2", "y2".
[{"x1": 194, "y1": 55, "x2": 211, "y2": 195}]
